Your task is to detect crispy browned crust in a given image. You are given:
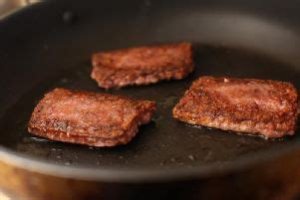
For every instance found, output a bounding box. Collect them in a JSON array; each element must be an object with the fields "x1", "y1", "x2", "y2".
[
  {"x1": 28, "y1": 88, "x2": 156, "y2": 147},
  {"x1": 173, "y1": 76, "x2": 299, "y2": 139},
  {"x1": 91, "y1": 42, "x2": 194, "y2": 89}
]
